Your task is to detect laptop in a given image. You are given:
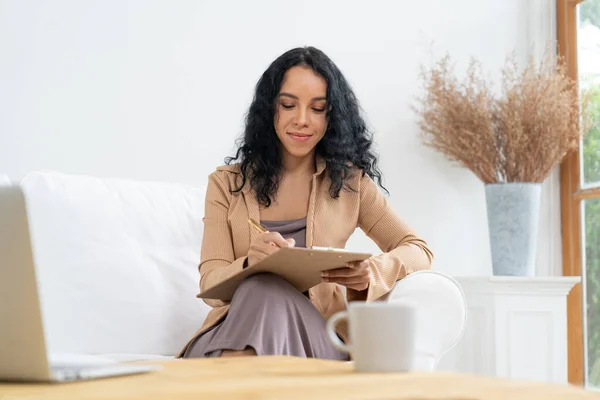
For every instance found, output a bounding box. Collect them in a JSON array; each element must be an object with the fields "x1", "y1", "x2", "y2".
[{"x1": 0, "y1": 185, "x2": 162, "y2": 382}]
